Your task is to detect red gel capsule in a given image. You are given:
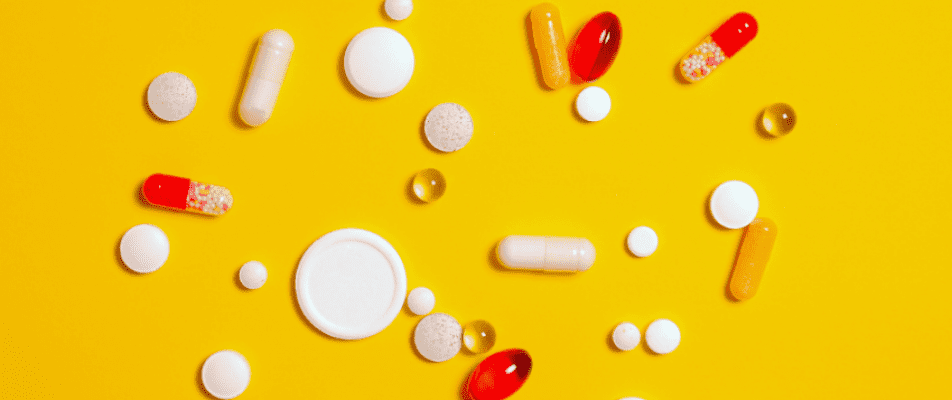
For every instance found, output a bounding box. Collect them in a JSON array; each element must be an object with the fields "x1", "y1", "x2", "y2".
[
  {"x1": 464, "y1": 349, "x2": 532, "y2": 400},
  {"x1": 142, "y1": 173, "x2": 234, "y2": 216},
  {"x1": 678, "y1": 12, "x2": 758, "y2": 83},
  {"x1": 568, "y1": 12, "x2": 622, "y2": 82}
]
